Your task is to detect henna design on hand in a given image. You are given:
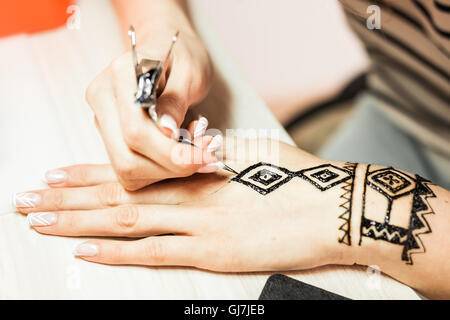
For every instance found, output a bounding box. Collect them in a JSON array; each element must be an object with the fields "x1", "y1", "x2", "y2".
[
  {"x1": 337, "y1": 163, "x2": 357, "y2": 246},
  {"x1": 231, "y1": 162, "x2": 358, "y2": 245},
  {"x1": 231, "y1": 162, "x2": 296, "y2": 195},
  {"x1": 359, "y1": 165, "x2": 436, "y2": 265},
  {"x1": 297, "y1": 164, "x2": 353, "y2": 191},
  {"x1": 231, "y1": 162, "x2": 354, "y2": 195}
]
